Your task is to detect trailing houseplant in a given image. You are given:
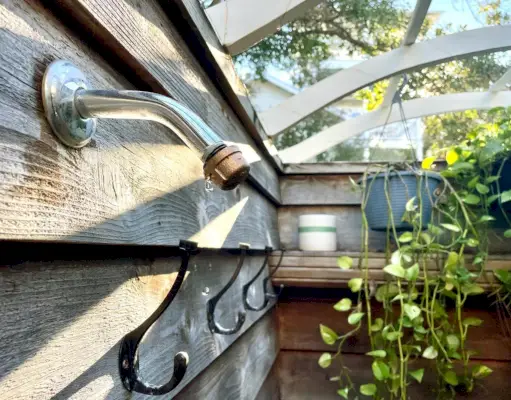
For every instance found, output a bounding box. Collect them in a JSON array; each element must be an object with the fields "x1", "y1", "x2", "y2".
[{"x1": 316, "y1": 111, "x2": 511, "y2": 399}]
